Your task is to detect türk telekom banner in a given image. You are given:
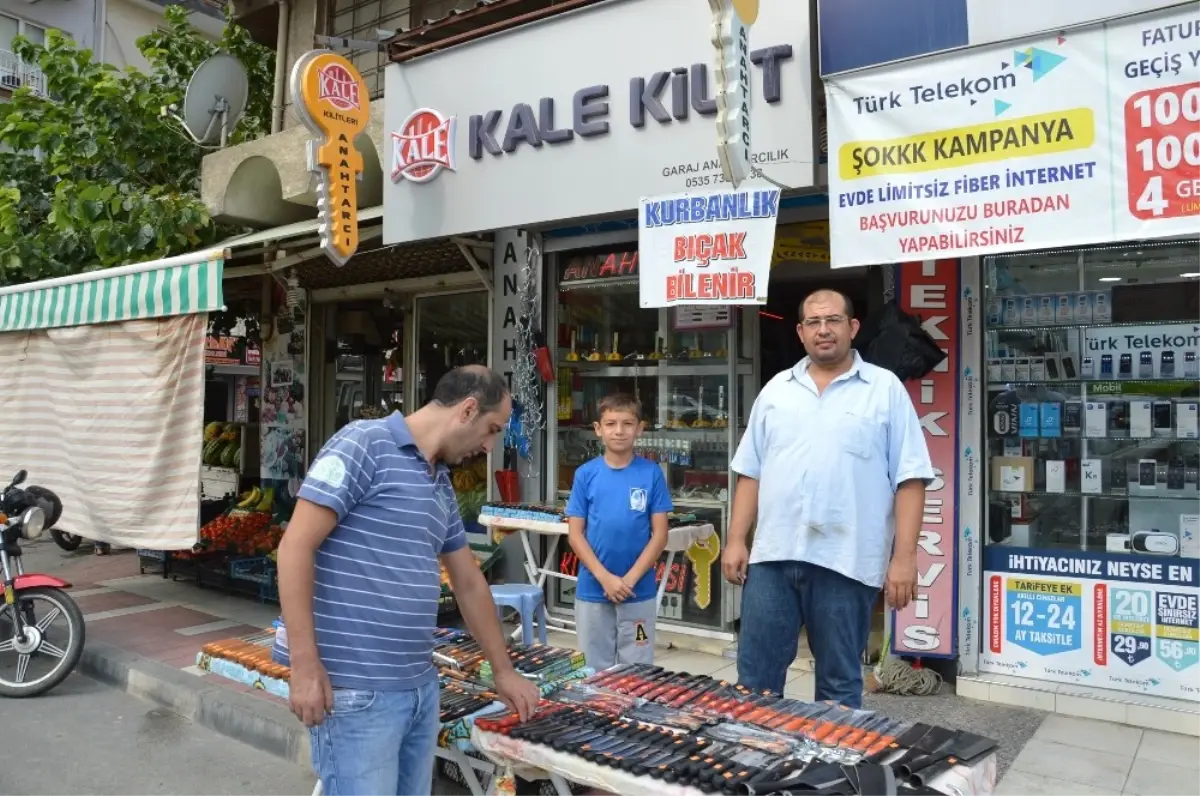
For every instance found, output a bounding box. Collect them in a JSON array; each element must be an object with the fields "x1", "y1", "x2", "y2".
[
  {"x1": 892, "y1": 259, "x2": 960, "y2": 660},
  {"x1": 638, "y1": 188, "x2": 780, "y2": 308},
  {"x1": 825, "y1": 5, "x2": 1200, "y2": 268}
]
